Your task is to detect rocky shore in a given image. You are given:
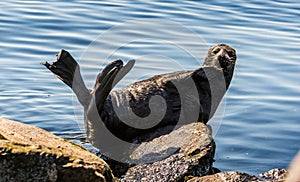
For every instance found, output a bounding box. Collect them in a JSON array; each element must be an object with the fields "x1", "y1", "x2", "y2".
[
  {"x1": 0, "y1": 118, "x2": 113, "y2": 182},
  {"x1": 0, "y1": 118, "x2": 289, "y2": 182}
]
